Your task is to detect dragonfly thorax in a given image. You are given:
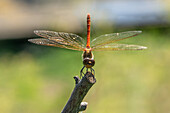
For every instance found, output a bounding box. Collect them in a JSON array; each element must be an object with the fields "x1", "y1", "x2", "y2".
[
  {"x1": 83, "y1": 48, "x2": 93, "y2": 59},
  {"x1": 82, "y1": 48, "x2": 95, "y2": 68}
]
